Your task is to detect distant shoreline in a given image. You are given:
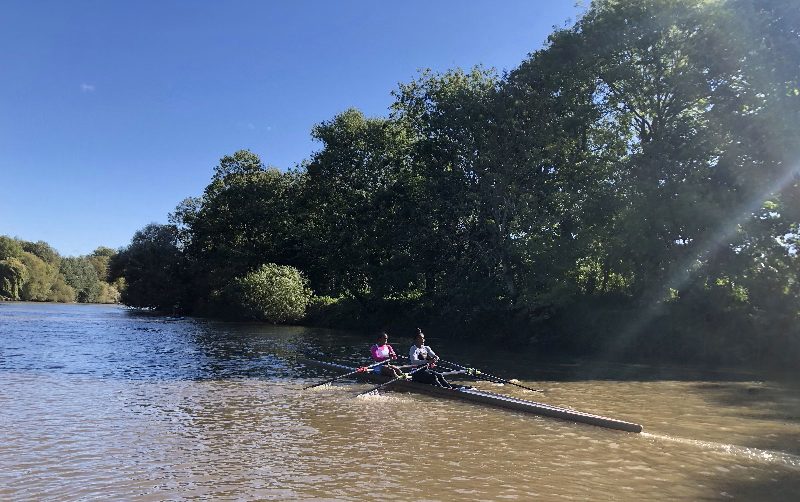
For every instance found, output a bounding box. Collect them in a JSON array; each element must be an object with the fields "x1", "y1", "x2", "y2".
[{"x1": 0, "y1": 300, "x2": 121, "y2": 306}]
